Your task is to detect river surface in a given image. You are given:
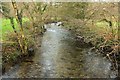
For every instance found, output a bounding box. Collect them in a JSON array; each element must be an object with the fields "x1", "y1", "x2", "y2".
[{"x1": 2, "y1": 23, "x2": 117, "y2": 78}]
